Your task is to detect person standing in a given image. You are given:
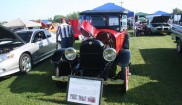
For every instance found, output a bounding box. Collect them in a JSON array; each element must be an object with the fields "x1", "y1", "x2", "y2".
[{"x1": 56, "y1": 18, "x2": 74, "y2": 48}]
